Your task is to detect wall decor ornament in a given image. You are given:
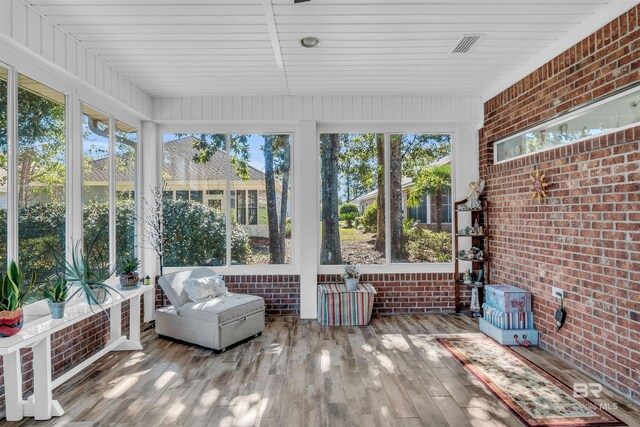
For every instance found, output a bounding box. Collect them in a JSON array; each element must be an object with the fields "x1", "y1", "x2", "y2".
[{"x1": 529, "y1": 168, "x2": 549, "y2": 202}]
